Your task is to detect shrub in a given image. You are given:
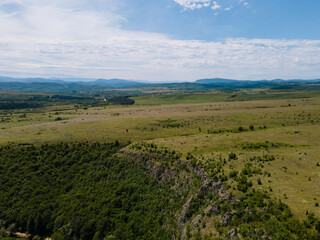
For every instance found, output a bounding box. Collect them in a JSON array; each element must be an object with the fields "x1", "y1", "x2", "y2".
[{"x1": 229, "y1": 152, "x2": 237, "y2": 160}]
